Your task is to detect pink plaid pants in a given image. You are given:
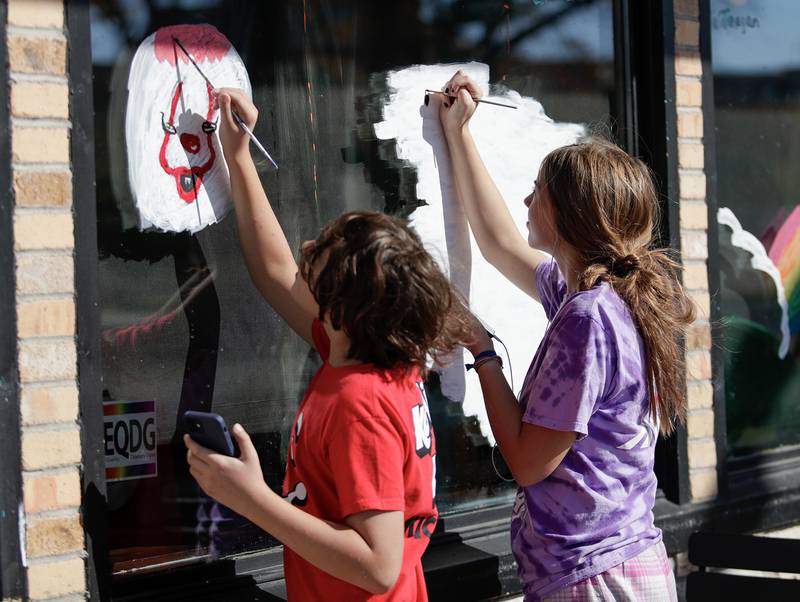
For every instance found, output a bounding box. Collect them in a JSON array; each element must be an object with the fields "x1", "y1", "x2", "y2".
[{"x1": 540, "y1": 542, "x2": 678, "y2": 601}]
